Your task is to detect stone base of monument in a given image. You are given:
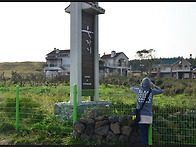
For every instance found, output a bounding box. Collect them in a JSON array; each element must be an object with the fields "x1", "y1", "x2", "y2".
[{"x1": 54, "y1": 101, "x2": 112, "y2": 122}]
